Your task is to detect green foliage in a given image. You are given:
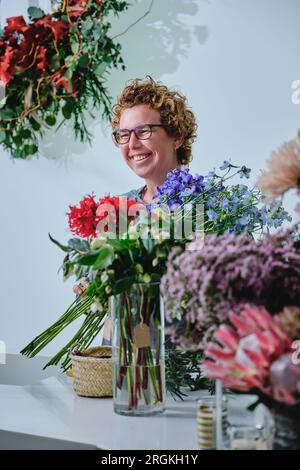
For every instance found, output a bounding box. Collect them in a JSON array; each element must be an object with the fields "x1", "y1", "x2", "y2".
[
  {"x1": 0, "y1": 0, "x2": 130, "y2": 159},
  {"x1": 27, "y1": 6, "x2": 45, "y2": 19},
  {"x1": 165, "y1": 345, "x2": 211, "y2": 400}
]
